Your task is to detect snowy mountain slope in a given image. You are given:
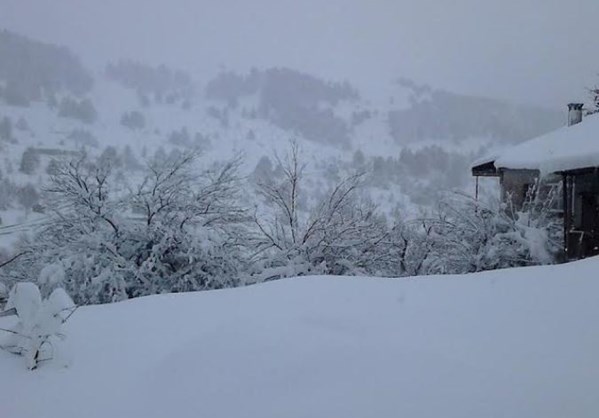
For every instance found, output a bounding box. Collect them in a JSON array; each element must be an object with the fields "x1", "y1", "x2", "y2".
[
  {"x1": 0, "y1": 71, "x2": 559, "y2": 199},
  {"x1": 1, "y1": 258, "x2": 598, "y2": 418},
  {"x1": 0, "y1": 30, "x2": 564, "y2": 250}
]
